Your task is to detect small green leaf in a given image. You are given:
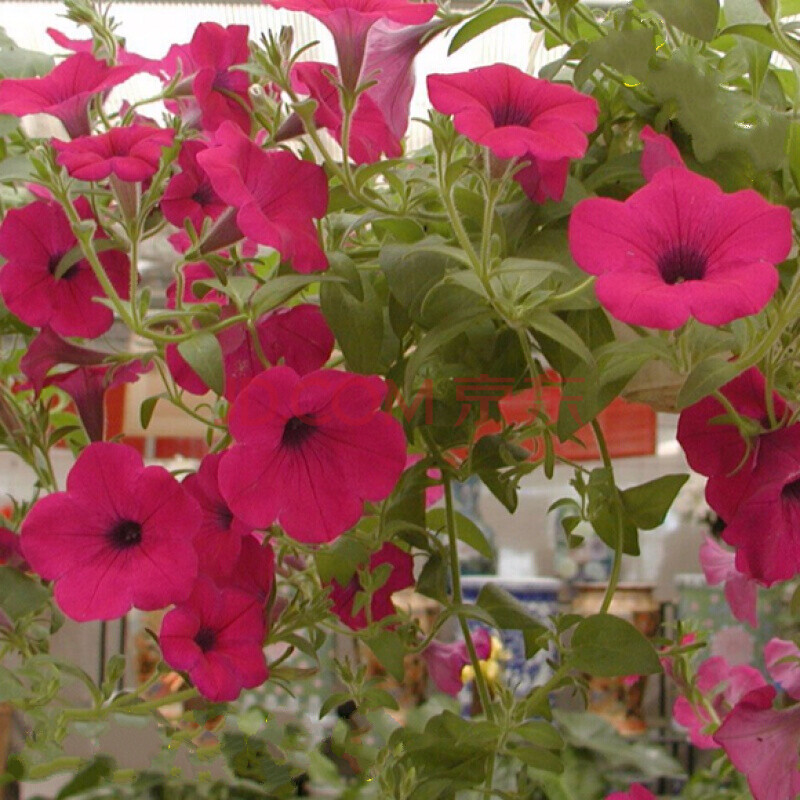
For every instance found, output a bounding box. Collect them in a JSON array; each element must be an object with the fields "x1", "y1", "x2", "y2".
[
  {"x1": 364, "y1": 629, "x2": 406, "y2": 682},
  {"x1": 0, "y1": 566, "x2": 50, "y2": 620},
  {"x1": 427, "y1": 508, "x2": 493, "y2": 560},
  {"x1": 177, "y1": 331, "x2": 224, "y2": 395},
  {"x1": 448, "y1": 6, "x2": 529, "y2": 55},
  {"x1": 56, "y1": 756, "x2": 115, "y2": 799},
  {"x1": 251, "y1": 274, "x2": 338, "y2": 315},
  {"x1": 476, "y1": 583, "x2": 546, "y2": 630},
  {"x1": 139, "y1": 395, "x2": 160, "y2": 431},
  {"x1": 527, "y1": 311, "x2": 595, "y2": 366},
  {"x1": 646, "y1": 0, "x2": 720, "y2": 40},
  {"x1": 621, "y1": 474, "x2": 689, "y2": 530},
  {"x1": 568, "y1": 614, "x2": 662, "y2": 677},
  {"x1": 677, "y1": 356, "x2": 742, "y2": 409}
]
